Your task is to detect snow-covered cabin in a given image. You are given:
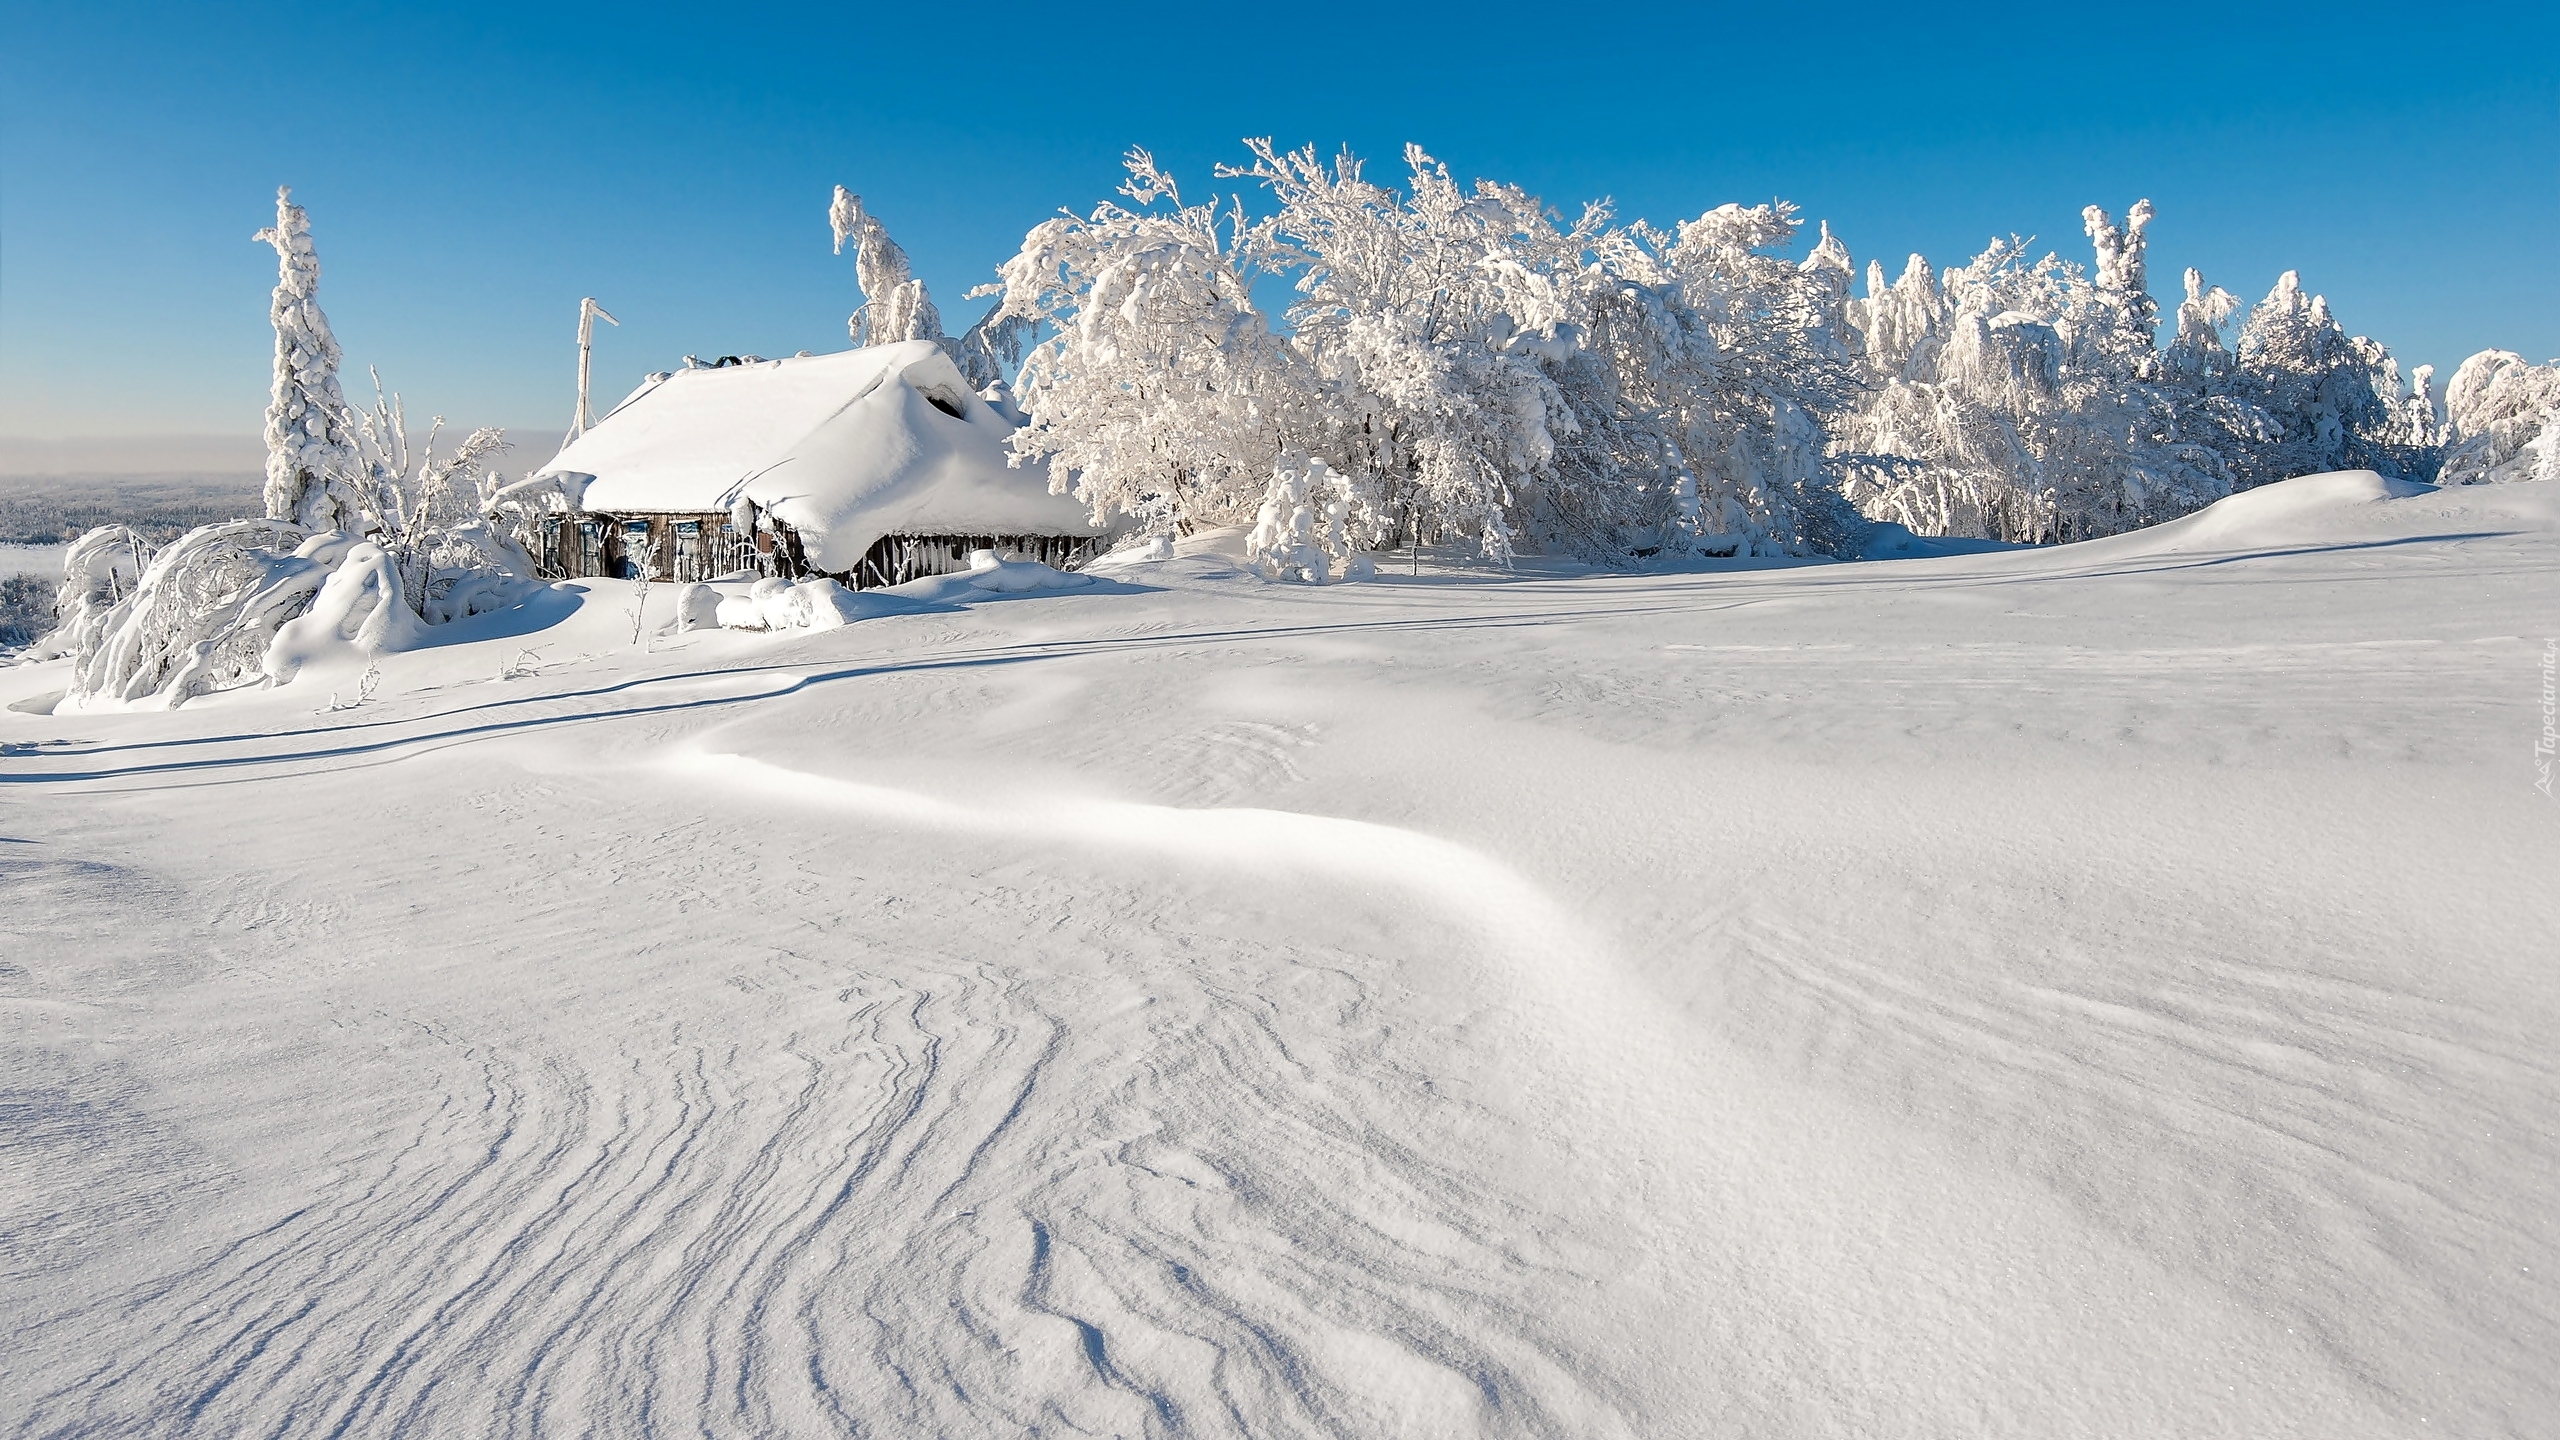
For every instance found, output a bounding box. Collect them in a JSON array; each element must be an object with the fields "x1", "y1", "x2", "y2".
[{"x1": 528, "y1": 340, "x2": 1103, "y2": 587}]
